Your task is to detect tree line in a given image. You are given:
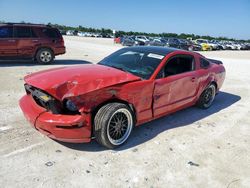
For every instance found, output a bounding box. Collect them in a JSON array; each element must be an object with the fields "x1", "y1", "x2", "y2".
[{"x1": 1, "y1": 20, "x2": 249, "y2": 42}]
